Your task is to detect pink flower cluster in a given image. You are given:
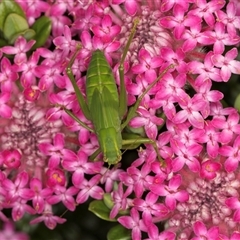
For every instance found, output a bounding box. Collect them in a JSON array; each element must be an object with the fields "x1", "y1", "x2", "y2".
[{"x1": 0, "y1": 0, "x2": 240, "y2": 239}]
